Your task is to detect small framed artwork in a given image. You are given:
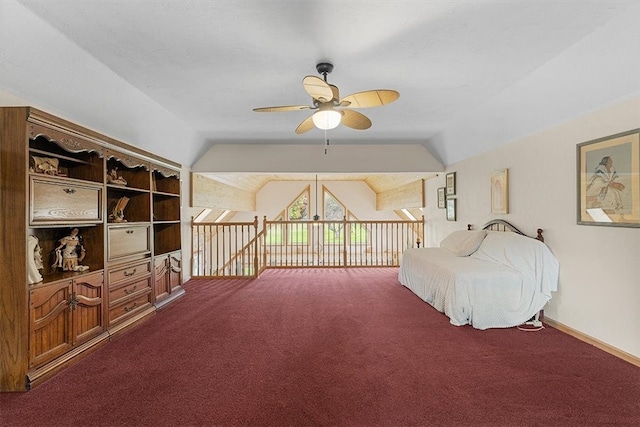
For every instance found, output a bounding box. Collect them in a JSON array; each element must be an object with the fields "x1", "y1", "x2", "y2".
[
  {"x1": 446, "y1": 198, "x2": 457, "y2": 221},
  {"x1": 577, "y1": 128, "x2": 640, "y2": 227},
  {"x1": 437, "y1": 187, "x2": 446, "y2": 209},
  {"x1": 490, "y1": 169, "x2": 509, "y2": 214},
  {"x1": 446, "y1": 172, "x2": 456, "y2": 196}
]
